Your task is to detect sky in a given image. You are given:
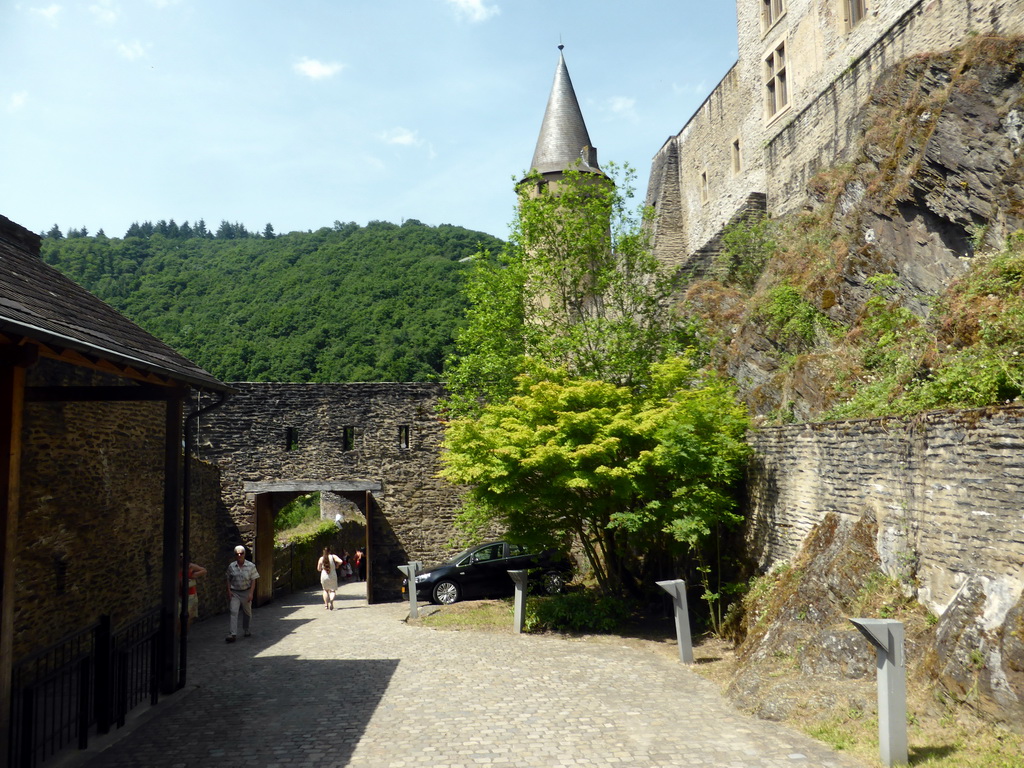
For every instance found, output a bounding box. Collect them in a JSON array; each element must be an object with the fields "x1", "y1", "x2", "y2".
[{"x1": 1, "y1": 0, "x2": 739, "y2": 242}]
